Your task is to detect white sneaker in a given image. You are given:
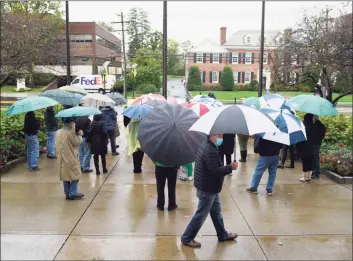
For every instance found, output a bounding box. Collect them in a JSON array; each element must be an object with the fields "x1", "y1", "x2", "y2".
[{"x1": 188, "y1": 176, "x2": 193, "y2": 181}]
